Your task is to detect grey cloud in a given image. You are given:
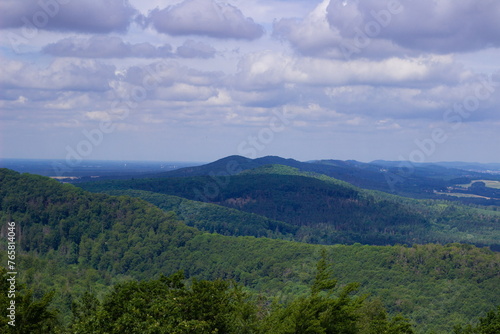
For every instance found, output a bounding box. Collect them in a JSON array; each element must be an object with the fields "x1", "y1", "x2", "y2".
[
  {"x1": 43, "y1": 36, "x2": 174, "y2": 58},
  {"x1": 0, "y1": 0, "x2": 136, "y2": 33},
  {"x1": 148, "y1": 0, "x2": 264, "y2": 40},
  {"x1": 124, "y1": 61, "x2": 224, "y2": 88},
  {"x1": 0, "y1": 88, "x2": 67, "y2": 103},
  {"x1": 176, "y1": 39, "x2": 216, "y2": 58},
  {"x1": 232, "y1": 89, "x2": 297, "y2": 108},
  {"x1": 275, "y1": 0, "x2": 500, "y2": 58},
  {"x1": 326, "y1": 0, "x2": 500, "y2": 54}
]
